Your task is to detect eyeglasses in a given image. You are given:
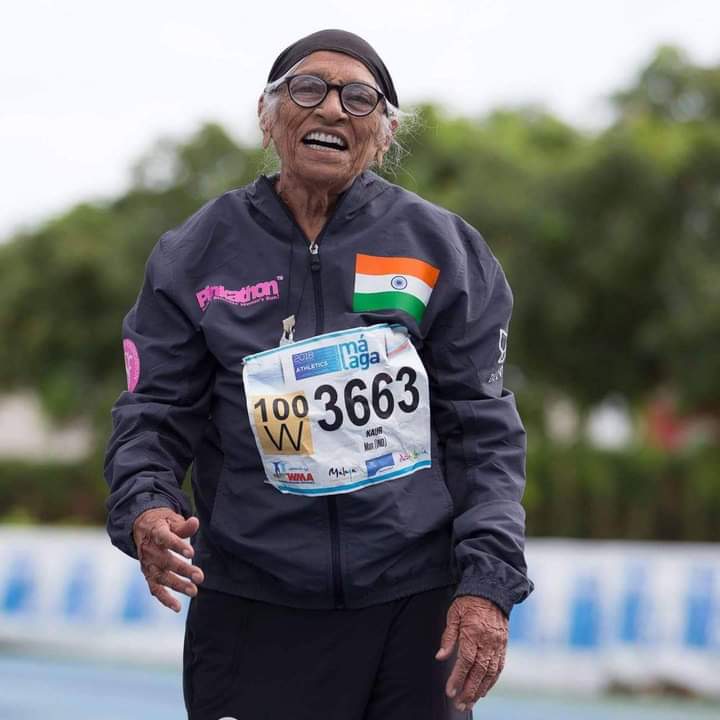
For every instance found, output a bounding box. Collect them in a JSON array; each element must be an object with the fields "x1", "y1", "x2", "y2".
[{"x1": 276, "y1": 74, "x2": 386, "y2": 117}]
